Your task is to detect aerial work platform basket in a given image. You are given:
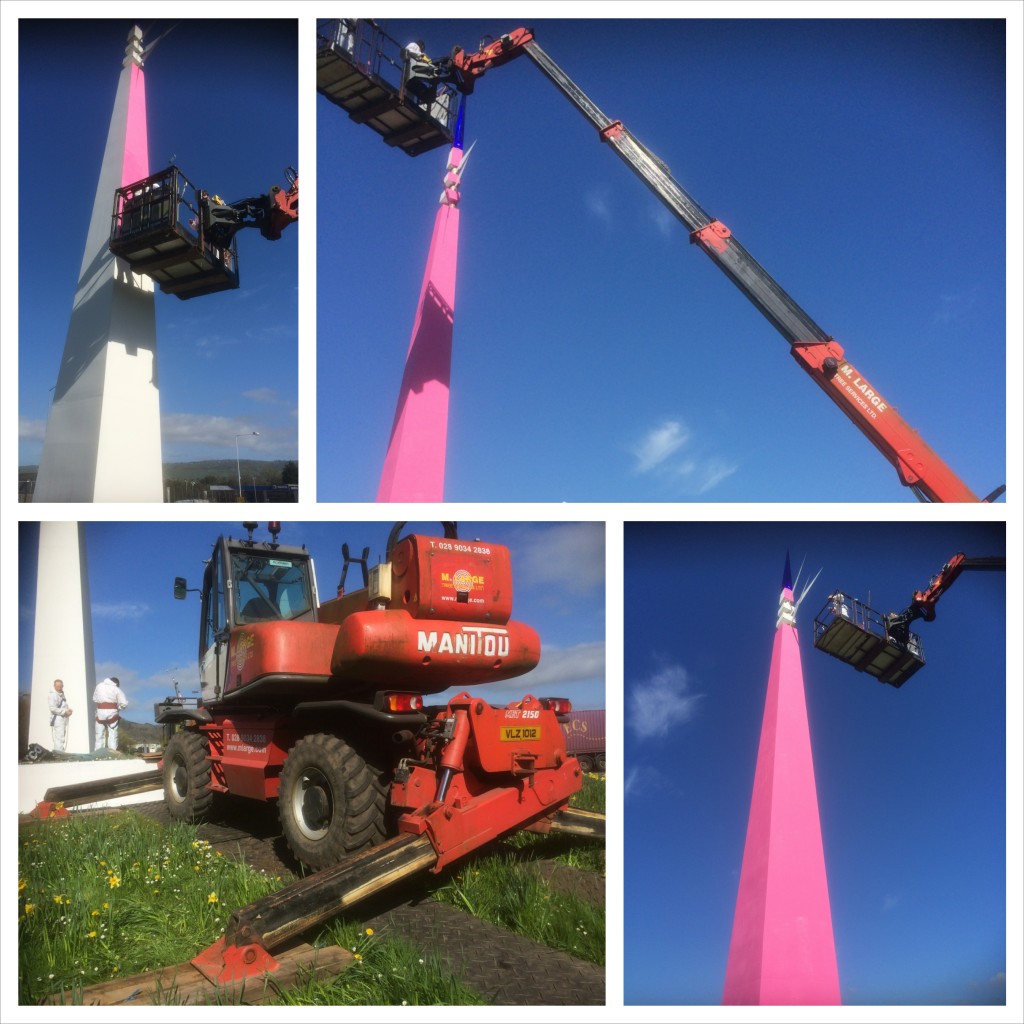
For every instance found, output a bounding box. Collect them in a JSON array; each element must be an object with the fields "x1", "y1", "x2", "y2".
[
  {"x1": 316, "y1": 19, "x2": 460, "y2": 157},
  {"x1": 812, "y1": 593, "x2": 925, "y2": 688},
  {"x1": 109, "y1": 166, "x2": 239, "y2": 300}
]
